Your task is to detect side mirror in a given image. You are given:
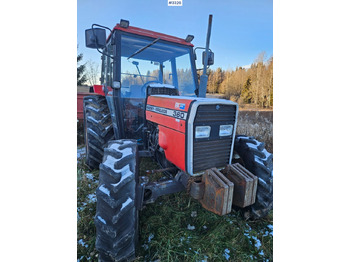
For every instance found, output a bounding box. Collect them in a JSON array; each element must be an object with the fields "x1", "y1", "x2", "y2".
[
  {"x1": 202, "y1": 51, "x2": 214, "y2": 66},
  {"x1": 85, "y1": 28, "x2": 106, "y2": 49}
]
